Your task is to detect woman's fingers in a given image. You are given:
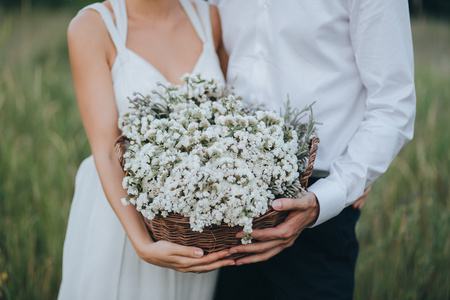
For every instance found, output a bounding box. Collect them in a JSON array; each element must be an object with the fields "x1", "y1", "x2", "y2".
[
  {"x1": 177, "y1": 250, "x2": 232, "y2": 267},
  {"x1": 172, "y1": 251, "x2": 235, "y2": 272},
  {"x1": 165, "y1": 242, "x2": 205, "y2": 258},
  {"x1": 181, "y1": 258, "x2": 236, "y2": 273},
  {"x1": 165, "y1": 242, "x2": 231, "y2": 261},
  {"x1": 150, "y1": 242, "x2": 233, "y2": 271}
]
